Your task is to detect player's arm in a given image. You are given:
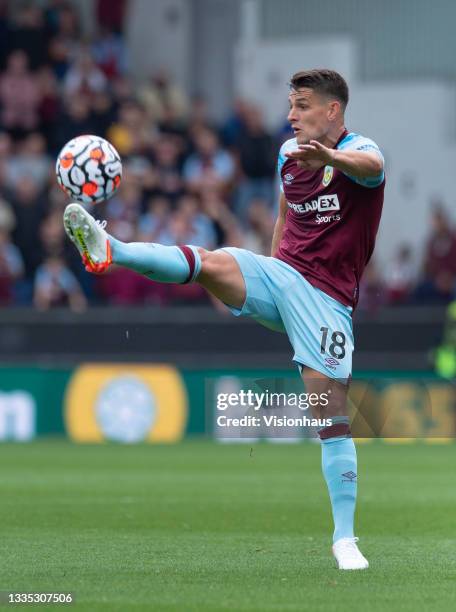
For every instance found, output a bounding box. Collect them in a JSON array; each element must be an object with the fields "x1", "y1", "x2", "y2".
[
  {"x1": 329, "y1": 147, "x2": 383, "y2": 179},
  {"x1": 271, "y1": 191, "x2": 288, "y2": 256},
  {"x1": 285, "y1": 140, "x2": 383, "y2": 180}
]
